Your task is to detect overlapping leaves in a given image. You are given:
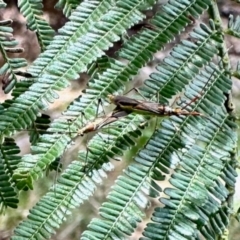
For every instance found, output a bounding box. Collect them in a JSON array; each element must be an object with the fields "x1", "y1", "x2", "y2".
[
  {"x1": 18, "y1": 0, "x2": 55, "y2": 51},
  {"x1": 2, "y1": 0, "x2": 237, "y2": 239},
  {"x1": 11, "y1": 0, "x2": 211, "y2": 191}
]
